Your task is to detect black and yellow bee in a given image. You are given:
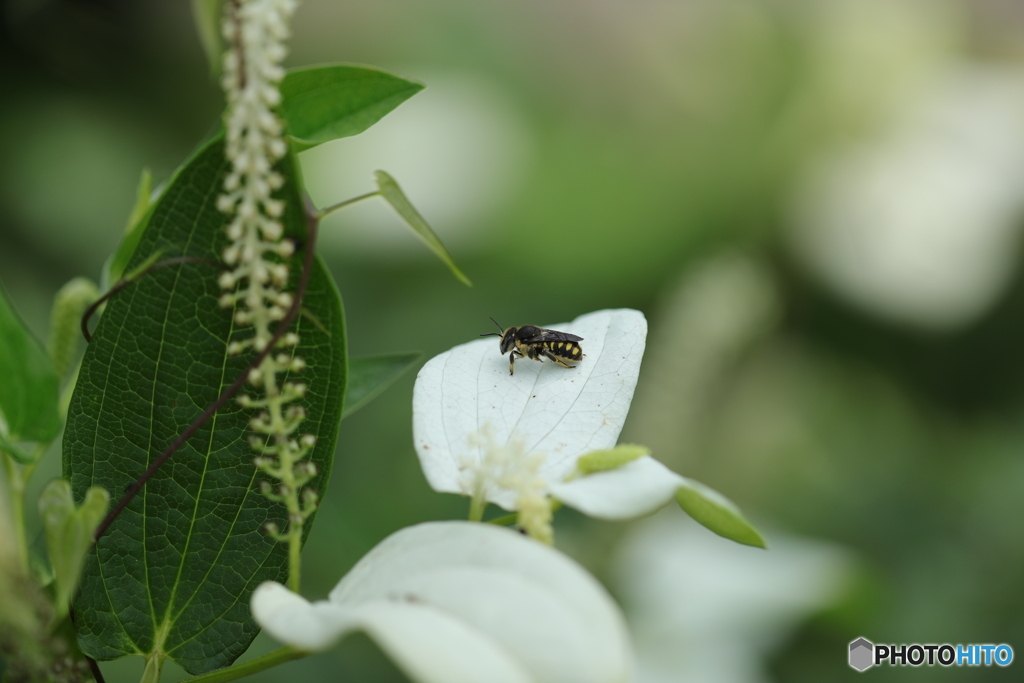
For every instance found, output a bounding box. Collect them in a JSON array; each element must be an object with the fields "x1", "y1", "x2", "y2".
[{"x1": 481, "y1": 318, "x2": 584, "y2": 375}]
